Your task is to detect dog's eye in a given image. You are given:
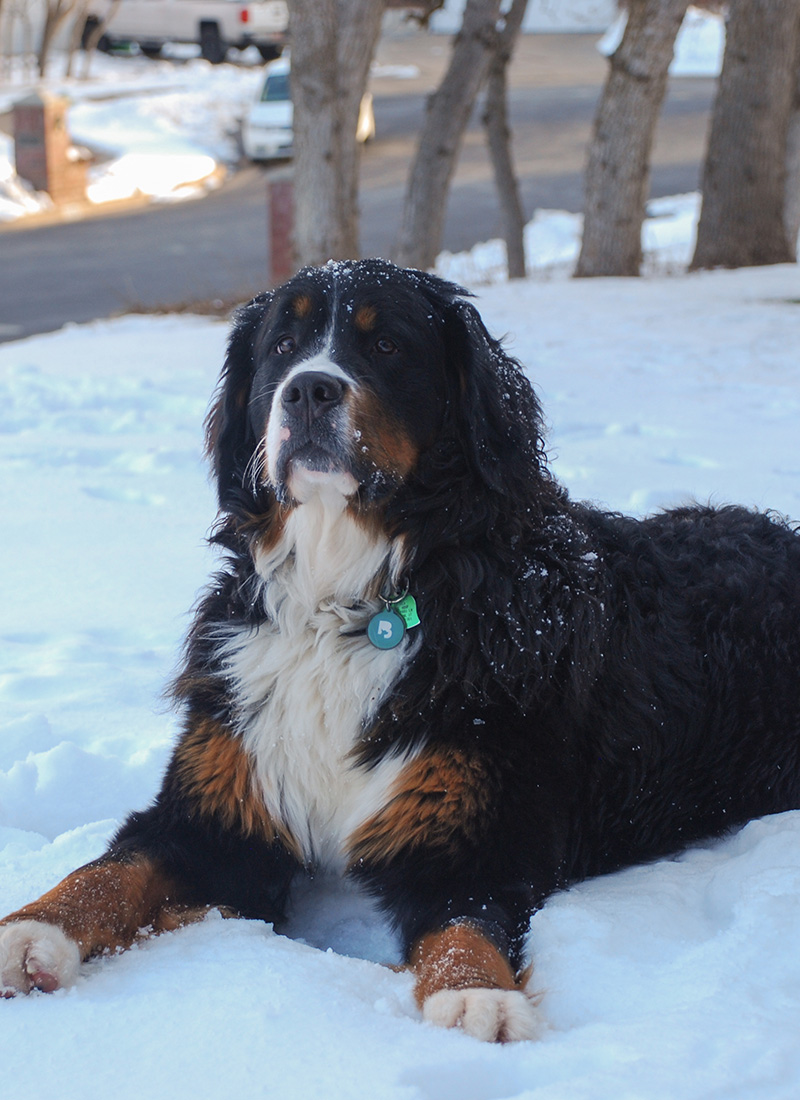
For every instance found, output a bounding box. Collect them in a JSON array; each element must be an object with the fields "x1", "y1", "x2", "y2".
[
  {"x1": 374, "y1": 337, "x2": 397, "y2": 355},
  {"x1": 275, "y1": 336, "x2": 296, "y2": 355}
]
